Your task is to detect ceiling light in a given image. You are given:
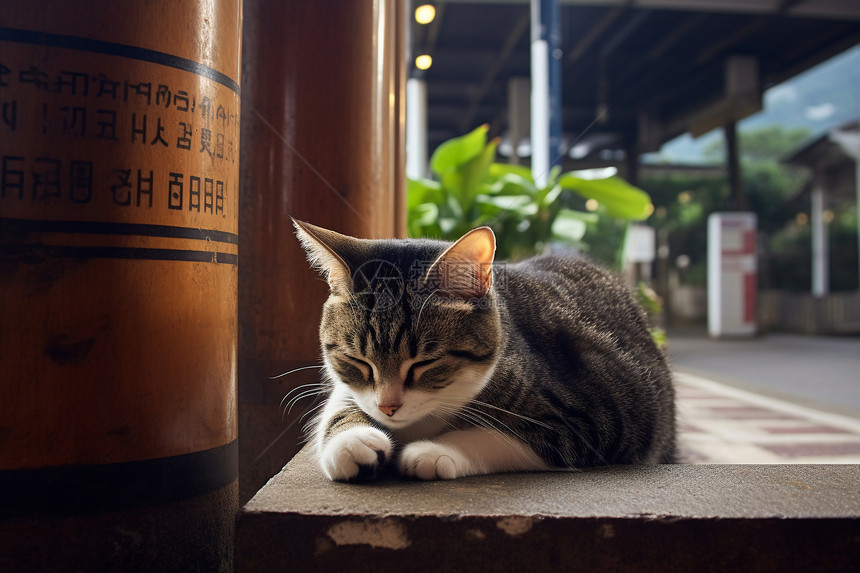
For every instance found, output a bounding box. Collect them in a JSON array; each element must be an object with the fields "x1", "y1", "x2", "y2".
[
  {"x1": 415, "y1": 4, "x2": 436, "y2": 25},
  {"x1": 415, "y1": 54, "x2": 433, "y2": 70}
]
